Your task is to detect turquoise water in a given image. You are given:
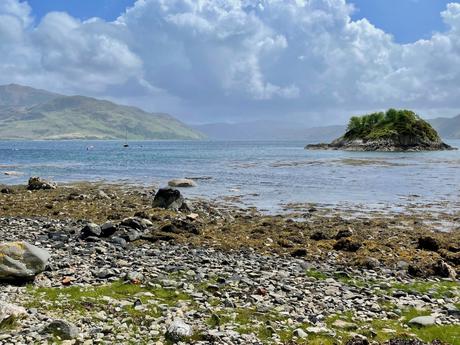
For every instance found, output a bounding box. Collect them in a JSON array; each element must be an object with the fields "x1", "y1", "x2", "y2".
[{"x1": 0, "y1": 140, "x2": 459, "y2": 211}]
